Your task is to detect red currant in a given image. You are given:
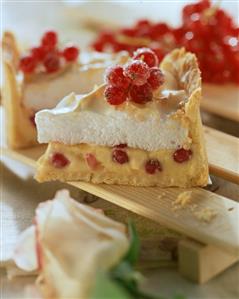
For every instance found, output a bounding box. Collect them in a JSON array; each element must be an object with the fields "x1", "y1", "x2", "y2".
[
  {"x1": 150, "y1": 46, "x2": 165, "y2": 62},
  {"x1": 43, "y1": 52, "x2": 60, "y2": 73},
  {"x1": 114, "y1": 144, "x2": 127, "y2": 148},
  {"x1": 150, "y1": 22, "x2": 170, "y2": 39},
  {"x1": 145, "y1": 159, "x2": 162, "y2": 174},
  {"x1": 133, "y1": 48, "x2": 159, "y2": 67},
  {"x1": 98, "y1": 31, "x2": 115, "y2": 43},
  {"x1": 29, "y1": 114, "x2": 36, "y2": 127},
  {"x1": 31, "y1": 46, "x2": 46, "y2": 61},
  {"x1": 129, "y1": 83, "x2": 153, "y2": 104},
  {"x1": 63, "y1": 46, "x2": 79, "y2": 62},
  {"x1": 41, "y1": 31, "x2": 58, "y2": 49},
  {"x1": 124, "y1": 60, "x2": 150, "y2": 86},
  {"x1": 173, "y1": 148, "x2": 192, "y2": 163},
  {"x1": 120, "y1": 27, "x2": 137, "y2": 37},
  {"x1": 51, "y1": 153, "x2": 69, "y2": 168},
  {"x1": 147, "y1": 67, "x2": 165, "y2": 90},
  {"x1": 112, "y1": 149, "x2": 129, "y2": 164},
  {"x1": 105, "y1": 65, "x2": 131, "y2": 89},
  {"x1": 104, "y1": 85, "x2": 127, "y2": 105},
  {"x1": 85, "y1": 153, "x2": 99, "y2": 170},
  {"x1": 91, "y1": 40, "x2": 105, "y2": 52},
  {"x1": 19, "y1": 56, "x2": 37, "y2": 73}
]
